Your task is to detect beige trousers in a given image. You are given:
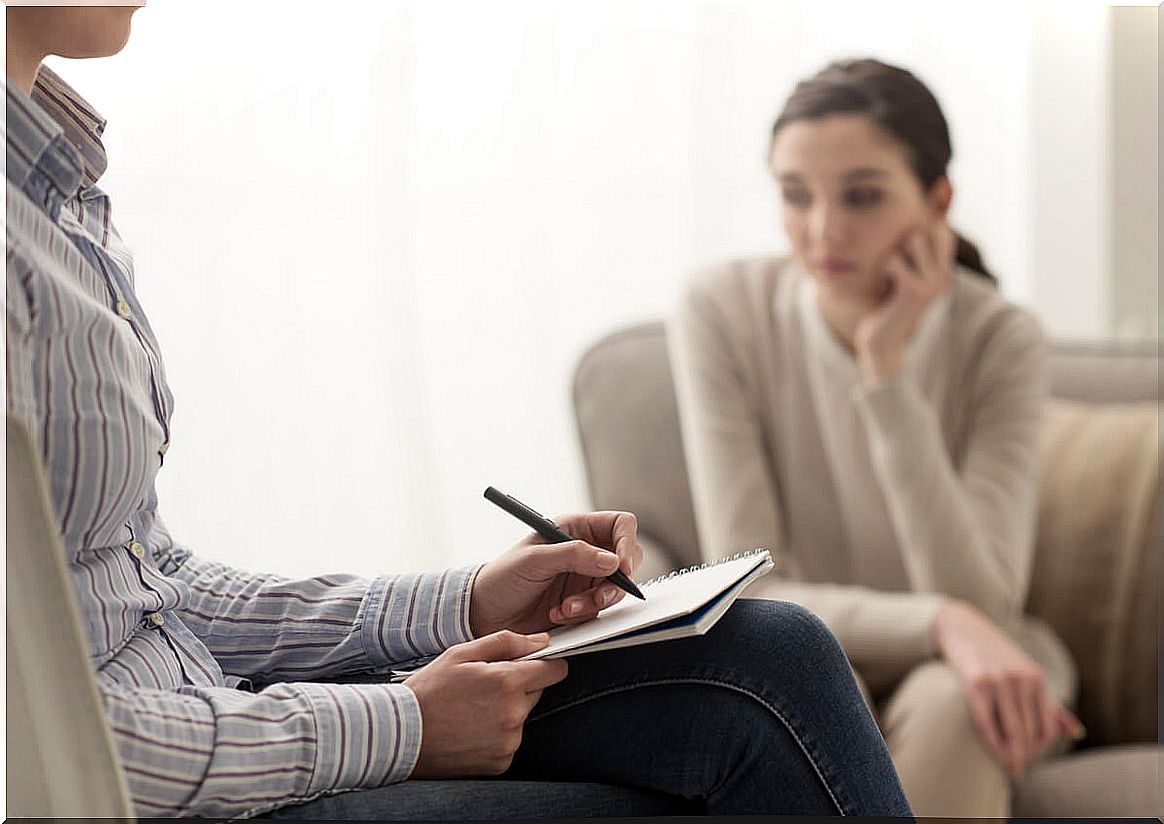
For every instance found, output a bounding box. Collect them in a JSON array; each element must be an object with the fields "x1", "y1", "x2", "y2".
[{"x1": 852, "y1": 616, "x2": 1078, "y2": 818}]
